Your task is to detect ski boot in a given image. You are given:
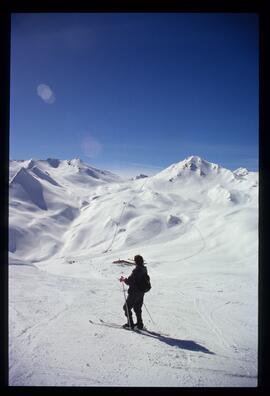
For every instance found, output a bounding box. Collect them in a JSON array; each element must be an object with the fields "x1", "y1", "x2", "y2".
[
  {"x1": 122, "y1": 322, "x2": 134, "y2": 330},
  {"x1": 134, "y1": 322, "x2": 144, "y2": 330}
]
